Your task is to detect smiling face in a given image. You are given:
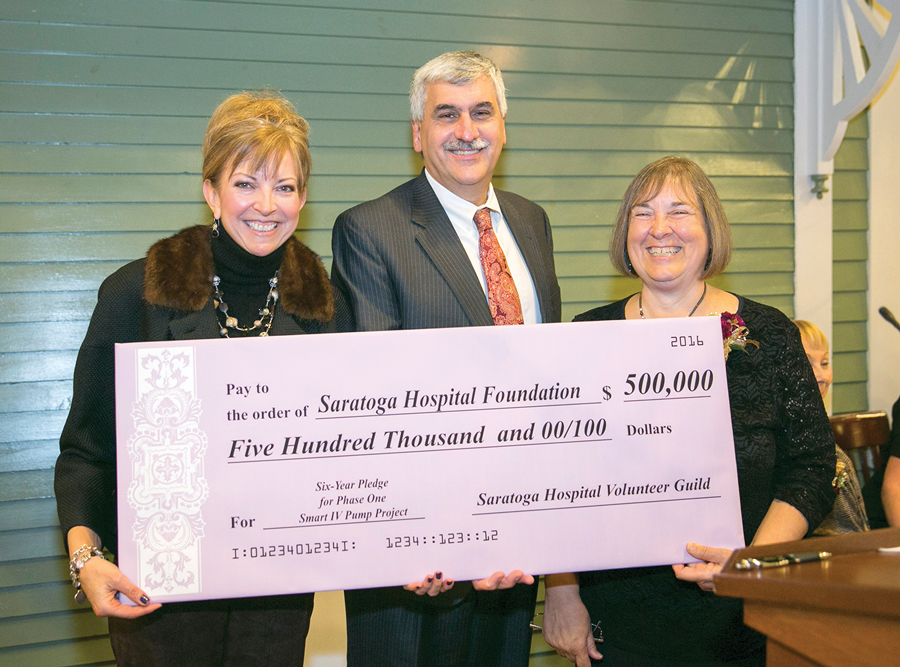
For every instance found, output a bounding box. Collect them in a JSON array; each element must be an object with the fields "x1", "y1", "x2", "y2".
[
  {"x1": 801, "y1": 339, "x2": 833, "y2": 398},
  {"x1": 203, "y1": 154, "x2": 306, "y2": 257},
  {"x1": 411, "y1": 76, "x2": 506, "y2": 205},
  {"x1": 626, "y1": 180, "x2": 710, "y2": 292}
]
